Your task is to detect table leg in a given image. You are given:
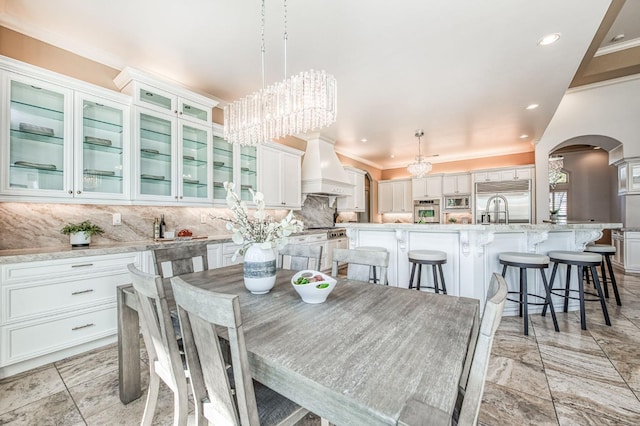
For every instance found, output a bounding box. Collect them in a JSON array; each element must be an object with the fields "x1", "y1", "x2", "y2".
[{"x1": 117, "y1": 285, "x2": 142, "y2": 404}]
